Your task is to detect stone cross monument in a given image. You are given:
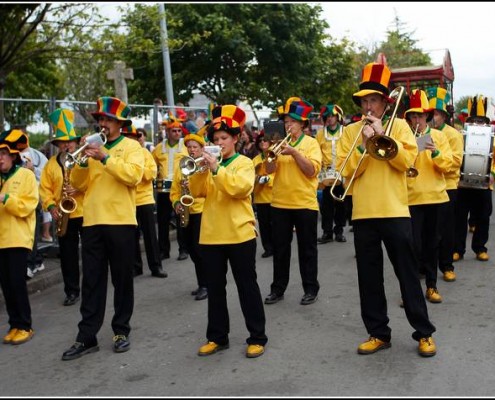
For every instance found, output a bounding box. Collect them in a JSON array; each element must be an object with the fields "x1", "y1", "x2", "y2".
[{"x1": 106, "y1": 60, "x2": 134, "y2": 103}]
